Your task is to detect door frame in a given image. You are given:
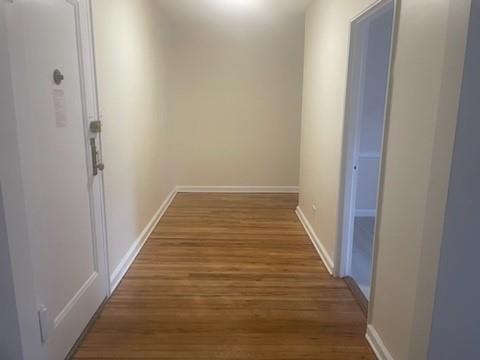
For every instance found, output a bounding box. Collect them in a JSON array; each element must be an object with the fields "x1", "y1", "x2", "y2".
[
  {"x1": 2, "y1": 0, "x2": 109, "y2": 358},
  {"x1": 335, "y1": 0, "x2": 397, "y2": 290}
]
